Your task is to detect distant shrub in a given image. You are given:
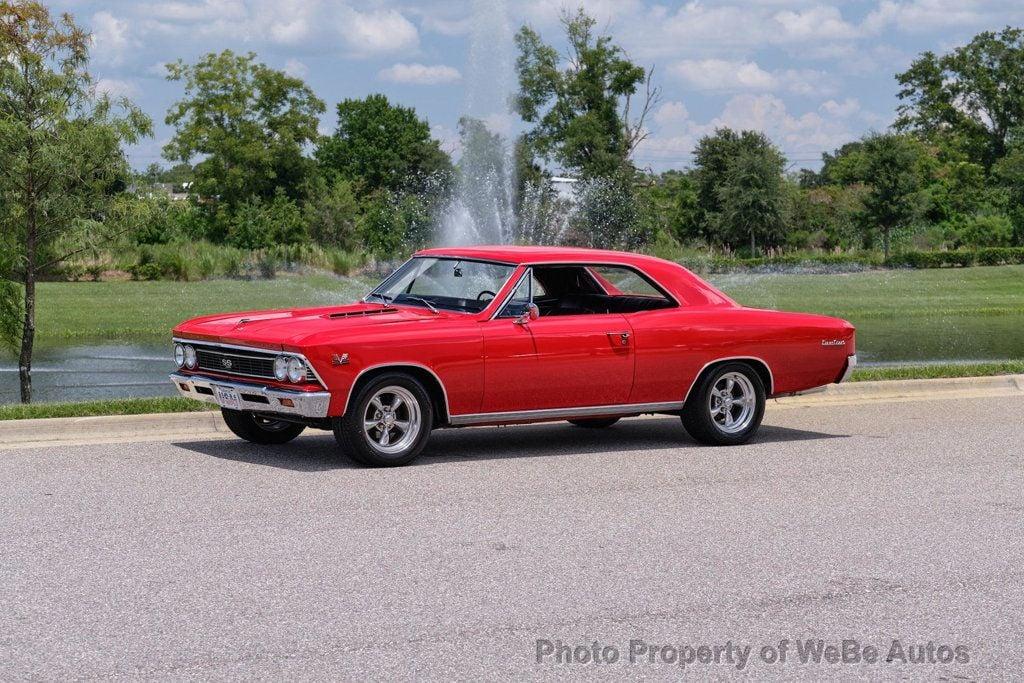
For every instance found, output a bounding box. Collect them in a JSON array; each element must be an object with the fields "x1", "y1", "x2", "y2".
[
  {"x1": 958, "y1": 214, "x2": 1015, "y2": 248},
  {"x1": 329, "y1": 250, "x2": 363, "y2": 276}
]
